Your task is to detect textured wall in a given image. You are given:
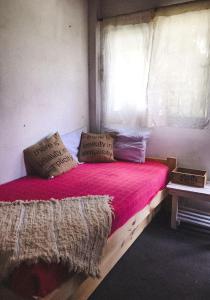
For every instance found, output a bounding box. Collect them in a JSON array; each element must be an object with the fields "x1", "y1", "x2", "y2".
[
  {"x1": 147, "y1": 127, "x2": 210, "y2": 175},
  {"x1": 0, "y1": 0, "x2": 88, "y2": 183}
]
